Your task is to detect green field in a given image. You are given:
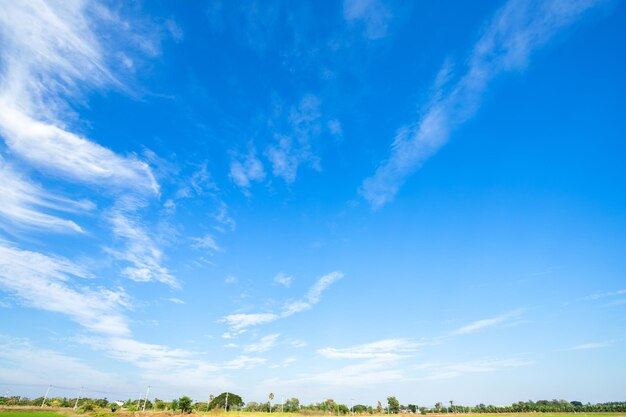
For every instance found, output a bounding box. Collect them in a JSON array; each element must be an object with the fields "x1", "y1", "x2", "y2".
[
  {"x1": 2, "y1": 411, "x2": 625, "y2": 417},
  {"x1": 0, "y1": 412, "x2": 65, "y2": 417}
]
